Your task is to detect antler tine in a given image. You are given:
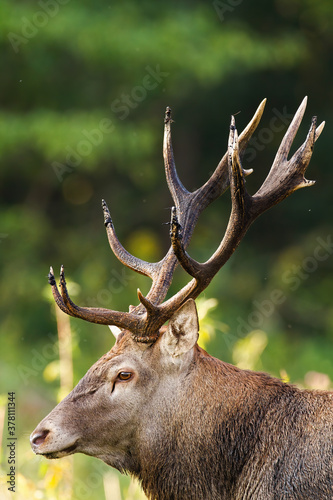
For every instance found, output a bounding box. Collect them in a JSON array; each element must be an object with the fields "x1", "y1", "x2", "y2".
[
  {"x1": 273, "y1": 96, "x2": 308, "y2": 164},
  {"x1": 238, "y1": 97, "x2": 267, "y2": 154},
  {"x1": 193, "y1": 98, "x2": 266, "y2": 209},
  {"x1": 59, "y1": 265, "x2": 83, "y2": 317},
  {"x1": 169, "y1": 207, "x2": 201, "y2": 279},
  {"x1": 315, "y1": 121, "x2": 325, "y2": 141},
  {"x1": 102, "y1": 199, "x2": 158, "y2": 279},
  {"x1": 52, "y1": 264, "x2": 145, "y2": 331},
  {"x1": 253, "y1": 111, "x2": 322, "y2": 213},
  {"x1": 48, "y1": 266, "x2": 76, "y2": 317},
  {"x1": 102, "y1": 197, "x2": 174, "y2": 320},
  {"x1": 163, "y1": 106, "x2": 190, "y2": 208},
  {"x1": 168, "y1": 117, "x2": 252, "y2": 288}
]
